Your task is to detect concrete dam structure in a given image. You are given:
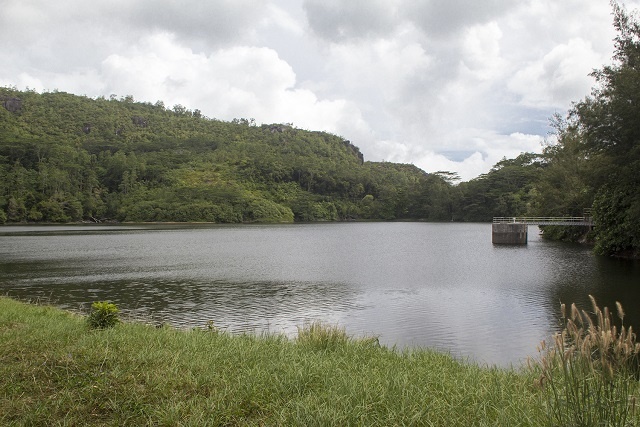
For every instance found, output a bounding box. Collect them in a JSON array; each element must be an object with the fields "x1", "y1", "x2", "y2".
[{"x1": 492, "y1": 223, "x2": 528, "y2": 244}]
